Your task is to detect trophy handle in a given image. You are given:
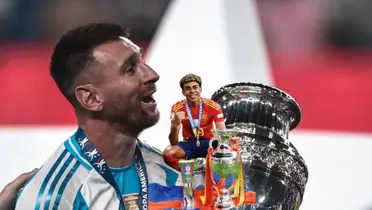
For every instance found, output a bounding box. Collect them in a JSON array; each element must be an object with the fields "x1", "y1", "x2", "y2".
[{"x1": 209, "y1": 138, "x2": 218, "y2": 149}]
